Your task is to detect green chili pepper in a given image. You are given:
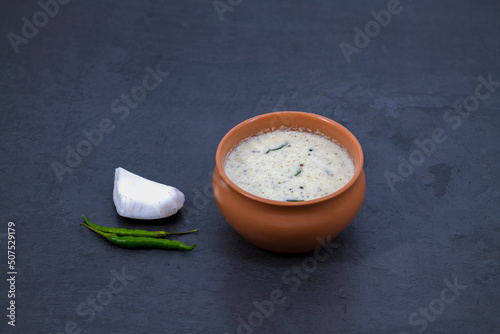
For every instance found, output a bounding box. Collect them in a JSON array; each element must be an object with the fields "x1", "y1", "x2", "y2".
[
  {"x1": 265, "y1": 143, "x2": 288, "y2": 154},
  {"x1": 286, "y1": 199, "x2": 304, "y2": 202},
  {"x1": 82, "y1": 215, "x2": 198, "y2": 238},
  {"x1": 81, "y1": 224, "x2": 196, "y2": 251},
  {"x1": 293, "y1": 168, "x2": 302, "y2": 176}
]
